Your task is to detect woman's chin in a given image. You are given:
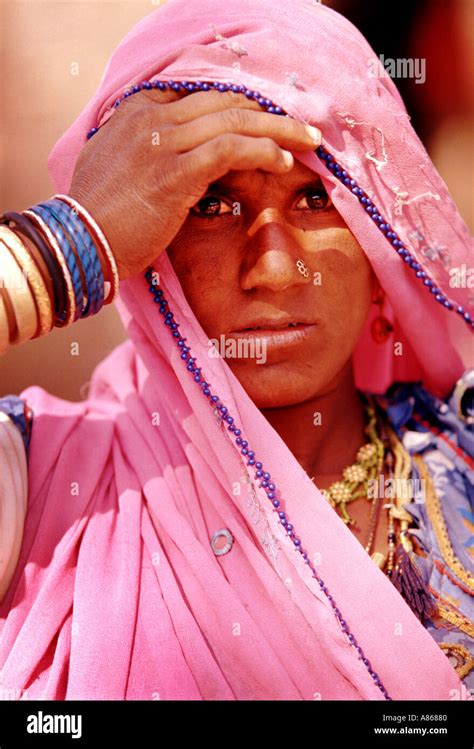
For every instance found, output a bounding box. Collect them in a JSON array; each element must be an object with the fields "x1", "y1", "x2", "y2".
[{"x1": 224, "y1": 358, "x2": 326, "y2": 409}]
